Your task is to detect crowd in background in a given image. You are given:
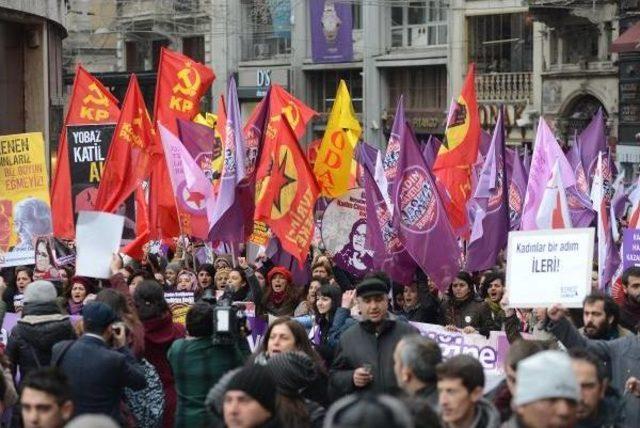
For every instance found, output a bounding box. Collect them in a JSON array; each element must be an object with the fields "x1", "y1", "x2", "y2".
[{"x1": 0, "y1": 238, "x2": 639, "y2": 428}]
